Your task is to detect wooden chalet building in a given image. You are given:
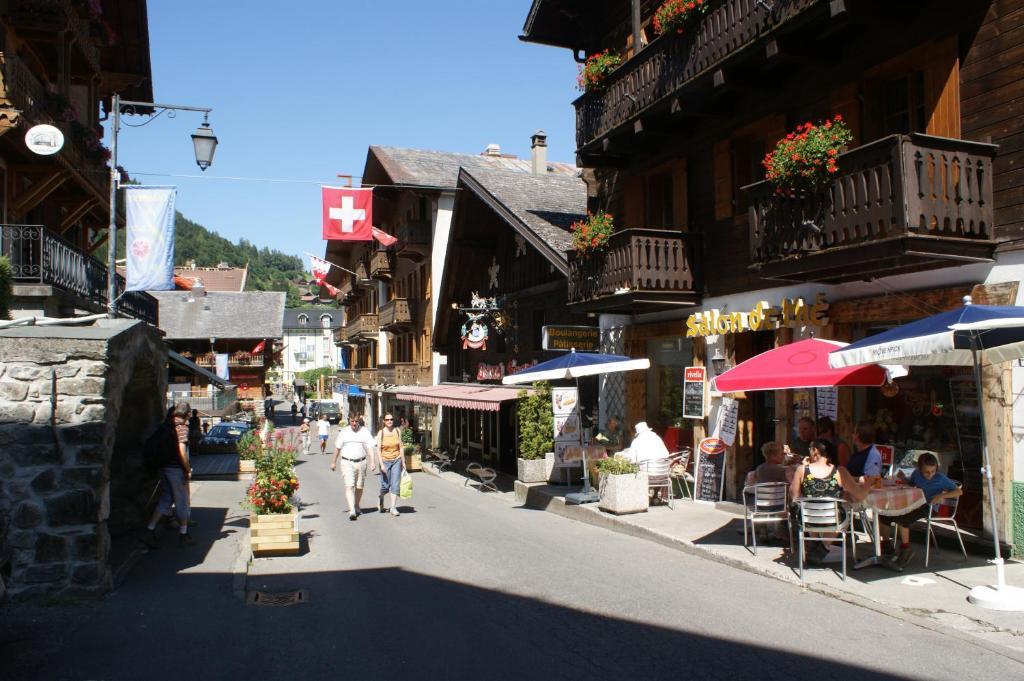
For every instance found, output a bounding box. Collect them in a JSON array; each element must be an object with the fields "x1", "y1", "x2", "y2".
[
  {"x1": 522, "y1": 0, "x2": 1024, "y2": 547},
  {"x1": 323, "y1": 140, "x2": 578, "y2": 441},
  {"x1": 0, "y1": 0, "x2": 157, "y2": 324}
]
